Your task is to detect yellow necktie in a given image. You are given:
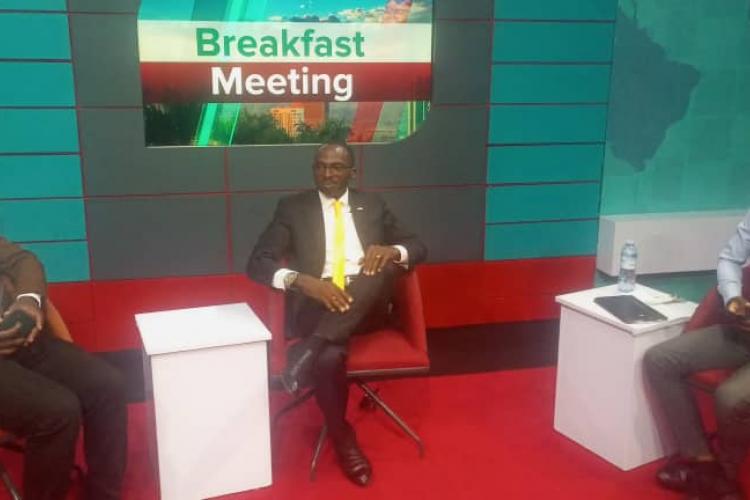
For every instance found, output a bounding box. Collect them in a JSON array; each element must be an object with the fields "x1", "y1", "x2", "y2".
[{"x1": 332, "y1": 200, "x2": 346, "y2": 289}]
